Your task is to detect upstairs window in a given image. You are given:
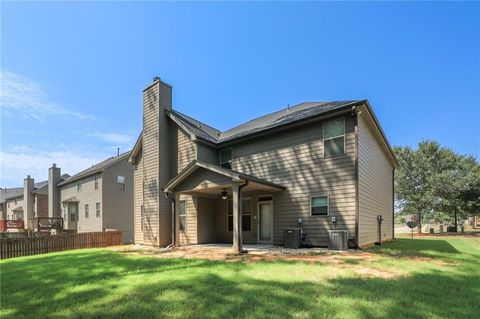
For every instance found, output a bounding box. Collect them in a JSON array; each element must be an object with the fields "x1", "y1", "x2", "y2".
[
  {"x1": 323, "y1": 118, "x2": 345, "y2": 157},
  {"x1": 117, "y1": 176, "x2": 125, "y2": 191},
  {"x1": 85, "y1": 204, "x2": 89, "y2": 218},
  {"x1": 179, "y1": 200, "x2": 186, "y2": 231},
  {"x1": 94, "y1": 176, "x2": 99, "y2": 190},
  {"x1": 76, "y1": 181, "x2": 82, "y2": 191},
  {"x1": 220, "y1": 149, "x2": 232, "y2": 169},
  {"x1": 311, "y1": 195, "x2": 329, "y2": 216}
]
